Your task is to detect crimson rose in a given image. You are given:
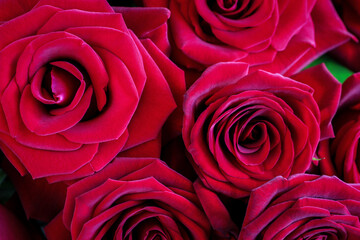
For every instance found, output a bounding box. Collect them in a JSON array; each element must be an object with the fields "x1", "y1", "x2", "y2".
[
  {"x1": 326, "y1": 73, "x2": 360, "y2": 183},
  {"x1": 0, "y1": 0, "x2": 183, "y2": 182},
  {"x1": 44, "y1": 157, "x2": 211, "y2": 240},
  {"x1": 183, "y1": 62, "x2": 340, "y2": 198},
  {"x1": 143, "y1": 0, "x2": 351, "y2": 75},
  {"x1": 239, "y1": 174, "x2": 360, "y2": 239},
  {"x1": 331, "y1": 0, "x2": 360, "y2": 72}
]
